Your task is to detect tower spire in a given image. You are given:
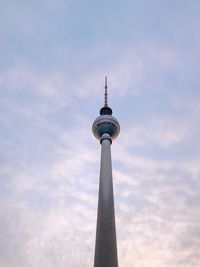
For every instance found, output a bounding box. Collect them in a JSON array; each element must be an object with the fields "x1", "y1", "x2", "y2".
[
  {"x1": 100, "y1": 77, "x2": 112, "y2": 115},
  {"x1": 105, "y1": 76, "x2": 108, "y2": 107}
]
